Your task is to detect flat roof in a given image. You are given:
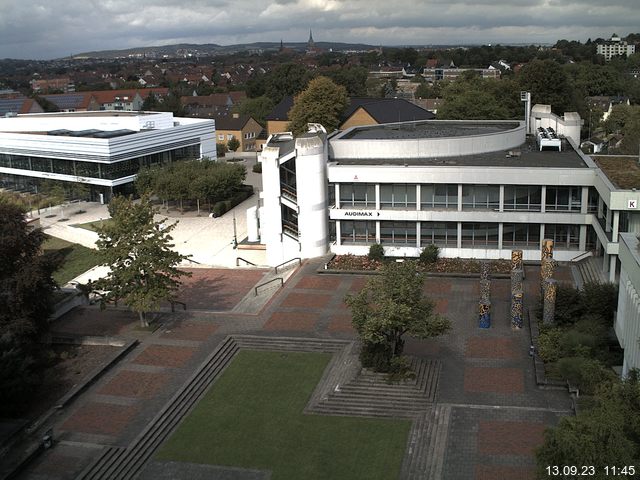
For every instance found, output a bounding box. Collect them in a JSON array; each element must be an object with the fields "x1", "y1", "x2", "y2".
[
  {"x1": 593, "y1": 156, "x2": 640, "y2": 190},
  {"x1": 13, "y1": 111, "x2": 156, "y2": 118},
  {"x1": 331, "y1": 136, "x2": 588, "y2": 169},
  {"x1": 339, "y1": 120, "x2": 521, "y2": 140}
]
